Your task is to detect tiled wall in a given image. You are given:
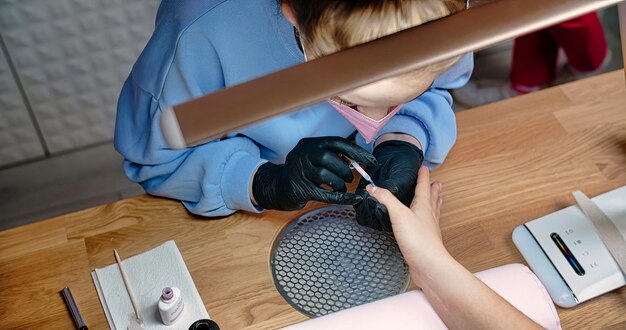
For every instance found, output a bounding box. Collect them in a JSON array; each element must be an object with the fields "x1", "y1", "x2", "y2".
[
  {"x1": 0, "y1": 0, "x2": 159, "y2": 166},
  {"x1": 0, "y1": 43, "x2": 44, "y2": 165}
]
